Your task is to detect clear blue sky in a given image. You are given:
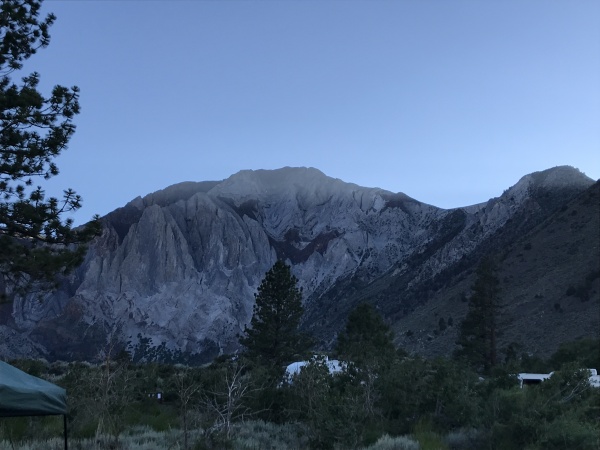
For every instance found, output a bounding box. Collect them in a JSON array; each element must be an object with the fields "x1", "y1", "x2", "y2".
[{"x1": 31, "y1": 0, "x2": 600, "y2": 225}]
